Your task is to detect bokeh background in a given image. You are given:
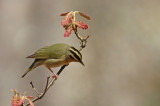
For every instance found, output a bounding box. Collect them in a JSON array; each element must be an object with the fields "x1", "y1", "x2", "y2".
[{"x1": 1, "y1": 0, "x2": 160, "y2": 106}]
